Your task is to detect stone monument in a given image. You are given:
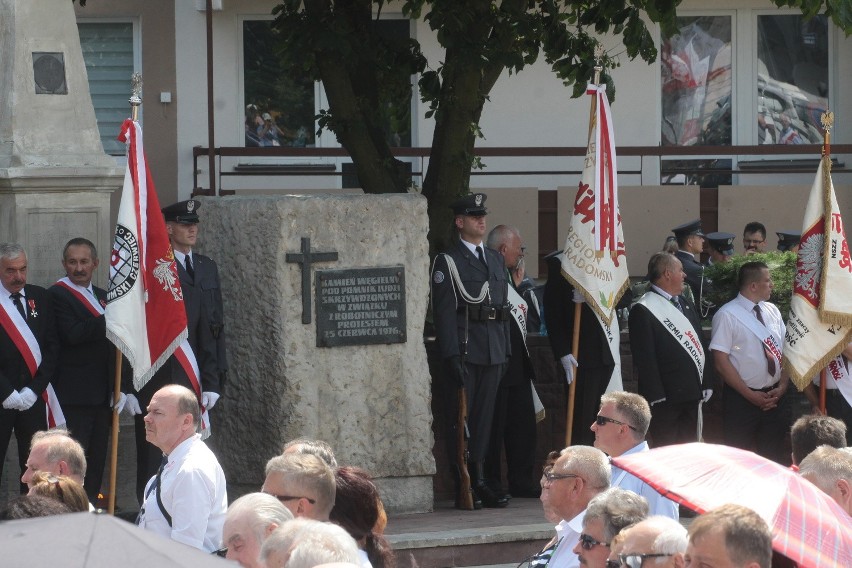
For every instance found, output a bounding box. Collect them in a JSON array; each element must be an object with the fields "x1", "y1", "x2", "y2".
[
  {"x1": 198, "y1": 194, "x2": 435, "y2": 513},
  {"x1": 0, "y1": 0, "x2": 122, "y2": 286}
]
